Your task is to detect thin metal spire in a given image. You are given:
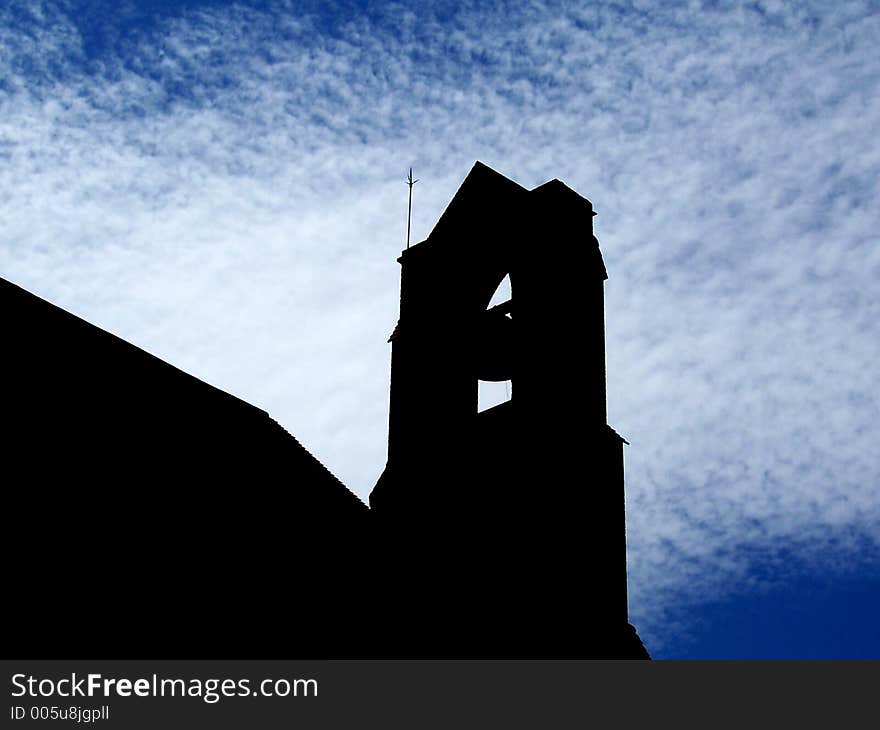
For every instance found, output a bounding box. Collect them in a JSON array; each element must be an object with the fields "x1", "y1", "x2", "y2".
[{"x1": 406, "y1": 167, "x2": 419, "y2": 249}]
